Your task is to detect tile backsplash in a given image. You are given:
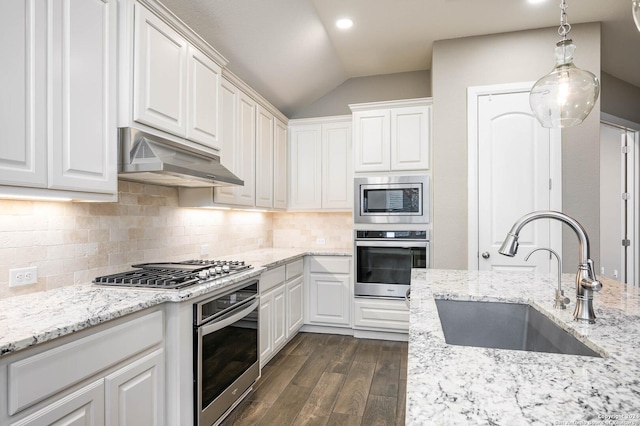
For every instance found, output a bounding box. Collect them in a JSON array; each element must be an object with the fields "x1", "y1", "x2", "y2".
[{"x1": 0, "y1": 181, "x2": 353, "y2": 299}]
